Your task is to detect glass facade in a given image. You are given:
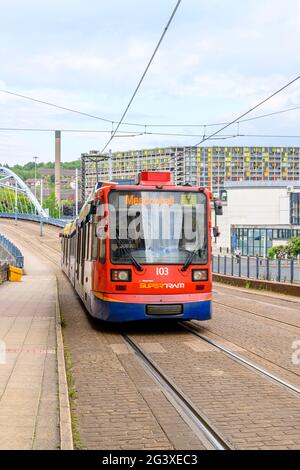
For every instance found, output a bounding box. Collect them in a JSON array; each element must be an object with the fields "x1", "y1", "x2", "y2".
[
  {"x1": 290, "y1": 193, "x2": 300, "y2": 225},
  {"x1": 232, "y1": 227, "x2": 300, "y2": 256}
]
